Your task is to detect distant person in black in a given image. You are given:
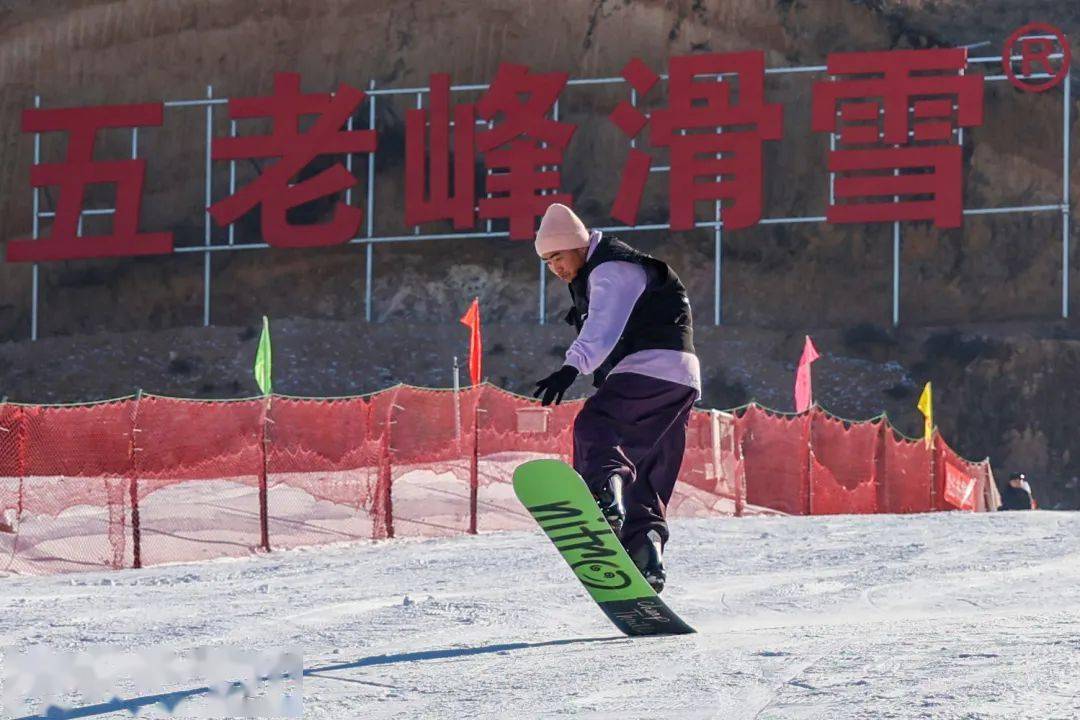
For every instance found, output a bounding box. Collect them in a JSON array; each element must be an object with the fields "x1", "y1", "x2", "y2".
[{"x1": 998, "y1": 472, "x2": 1034, "y2": 511}]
